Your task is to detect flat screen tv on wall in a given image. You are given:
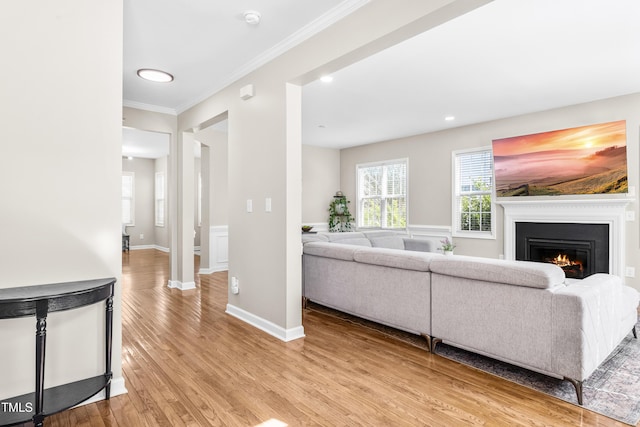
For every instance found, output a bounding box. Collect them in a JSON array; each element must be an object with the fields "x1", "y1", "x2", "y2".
[{"x1": 492, "y1": 120, "x2": 628, "y2": 197}]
